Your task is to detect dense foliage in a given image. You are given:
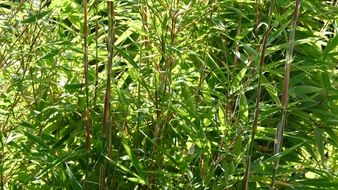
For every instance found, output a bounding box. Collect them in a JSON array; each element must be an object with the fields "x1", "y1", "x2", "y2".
[{"x1": 0, "y1": 0, "x2": 337, "y2": 189}]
